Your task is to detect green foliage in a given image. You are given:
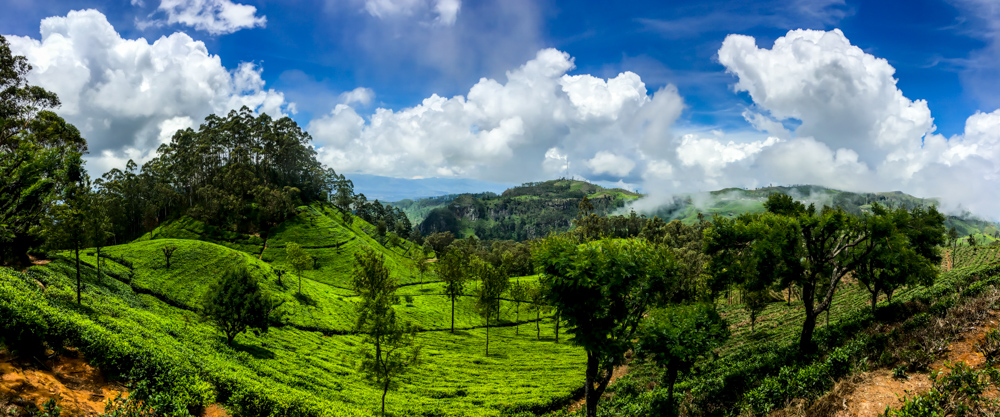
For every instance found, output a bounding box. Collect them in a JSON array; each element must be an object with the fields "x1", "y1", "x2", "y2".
[
  {"x1": 0, "y1": 35, "x2": 84, "y2": 265},
  {"x1": 637, "y1": 303, "x2": 729, "y2": 415},
  {"x1": 437, "y1": 250, "x2": 467, "y2": 333},
  {"x1": 285, "y1": 241, "x2": 312, "y2": 294},
  {"x1": 883, "y1": 362, "x2": 1000, "y2": 417},
  {"x1": 351, "y1": 249, "x2": 419, "y2": 415},
  {"x1": 534, "y1": 235, "x2": 678, "y2": 416},
  {"x1": 203, "y1": 264, "x2": 274, "y2": 345}
]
